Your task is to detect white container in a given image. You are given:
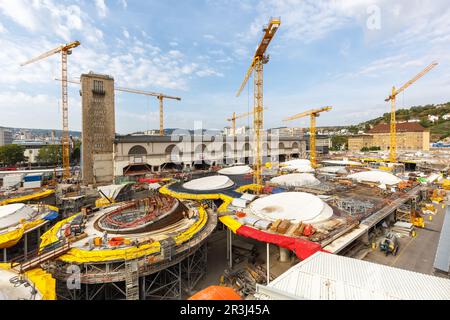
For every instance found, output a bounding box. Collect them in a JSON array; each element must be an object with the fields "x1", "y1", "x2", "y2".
[{"x1": 2, "y1": 174, "x2": 24, "y2": 189}]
